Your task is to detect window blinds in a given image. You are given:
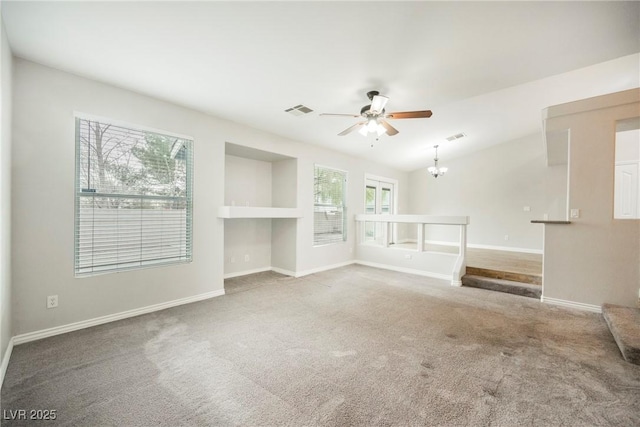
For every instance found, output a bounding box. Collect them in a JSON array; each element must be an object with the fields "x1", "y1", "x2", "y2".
[
  {"x1": 313, "y1": 165, "x2": 347, "y2": 246},
  {"x1": 74, "y1": 118, "x2": 193, "y2": 275}
]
